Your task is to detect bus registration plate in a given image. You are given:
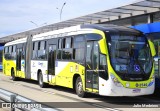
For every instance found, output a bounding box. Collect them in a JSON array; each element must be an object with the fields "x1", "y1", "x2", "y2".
[{"x1": 132, "y1": 89, "x2": 141, "y2": 93}]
